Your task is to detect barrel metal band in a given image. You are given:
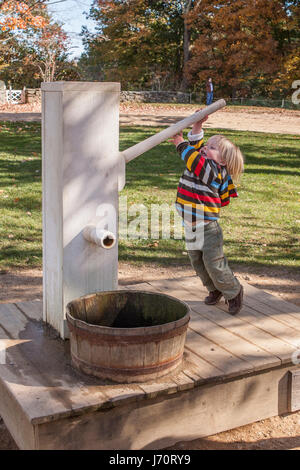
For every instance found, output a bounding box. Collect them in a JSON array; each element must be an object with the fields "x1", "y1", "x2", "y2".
[
  {"x1": 67, "y1": 321, "x2": 188, "y2": 345},
  {"x1": 71, "y1": 351, "x2": 183, "y2": 377}
]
